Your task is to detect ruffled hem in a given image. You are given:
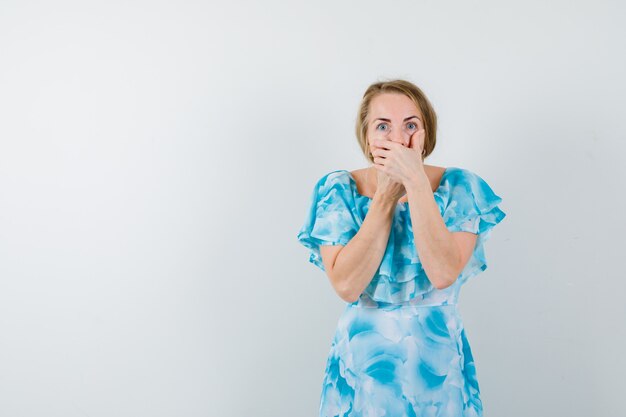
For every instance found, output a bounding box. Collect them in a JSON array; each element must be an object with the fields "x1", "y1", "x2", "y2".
[
  {"x1": 296, "y1": 170, "x2": 361, "y2": 273},
  {"x1": 296, "y1": 231, "x2": 352, "y2": 272},
  {"x1": 441, "y1": 168, "x2": 507, "y2": 285},
  {"x1": 363, "y1": 271, "x2": 435, "y2": 304}
]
